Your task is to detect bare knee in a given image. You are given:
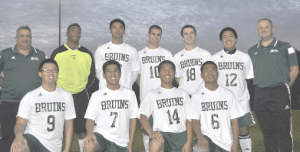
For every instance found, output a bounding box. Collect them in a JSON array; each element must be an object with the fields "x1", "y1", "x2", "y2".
[
  {"x1": 149, "y1": 139, "x2": 164, "y2": 152},
  {"x1": 239, "y1": 127, "x2": 249, "y2": 135},
  {"x1": 193, "y1": 144, "x2": 210, "y2": 152}
]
